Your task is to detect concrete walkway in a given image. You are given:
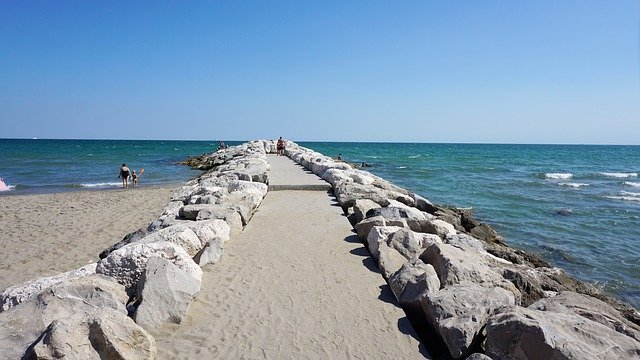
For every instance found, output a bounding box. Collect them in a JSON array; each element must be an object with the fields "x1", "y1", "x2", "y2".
[{"x1": 154, "y1": 155, "x2": 429, "y2": 359}]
